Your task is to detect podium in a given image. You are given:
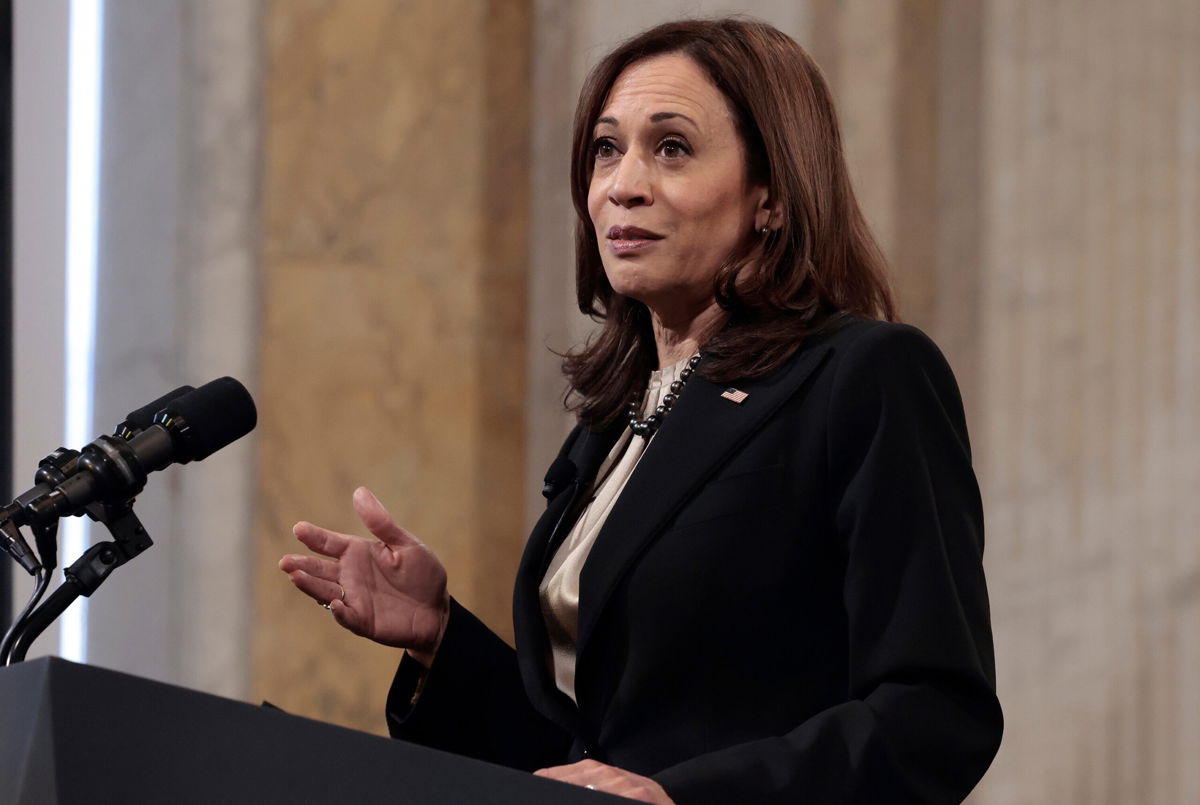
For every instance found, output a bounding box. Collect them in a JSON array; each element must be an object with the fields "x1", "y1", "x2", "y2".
[{"x1": 0, "y1": 657, "x2": 622, "y2": 804}]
